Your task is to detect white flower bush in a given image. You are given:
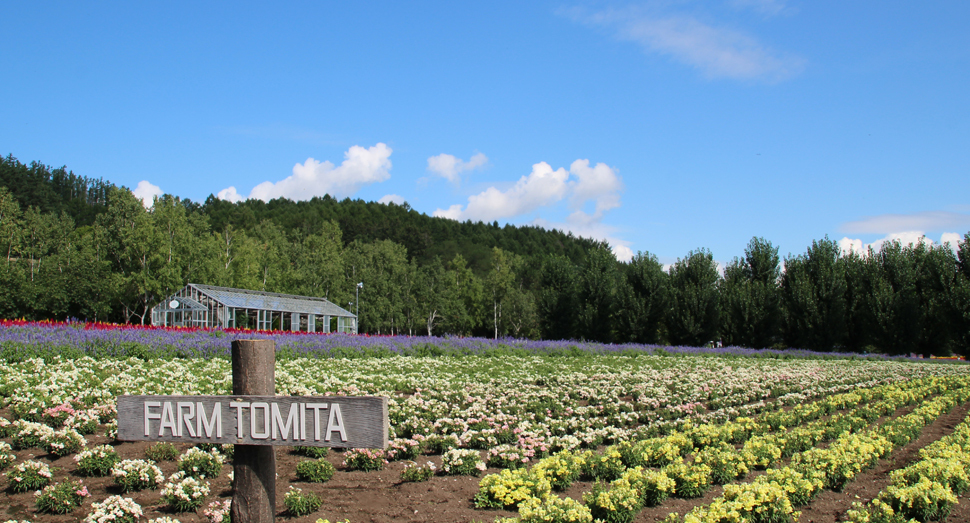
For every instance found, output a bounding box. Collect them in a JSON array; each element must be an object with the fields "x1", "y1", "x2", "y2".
[
  {"x1": 83, "y1": 495, "x2": 143, "y2": 523},
  {"x1": 441, "y1": 448, "x2": 486, "y2": 476},
  {"x1": 111, "y1": 459, "x2": 164, "y2": 492},
  {"x1": 161, "y1": 471, "x2": 211, "y2": 512}
]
